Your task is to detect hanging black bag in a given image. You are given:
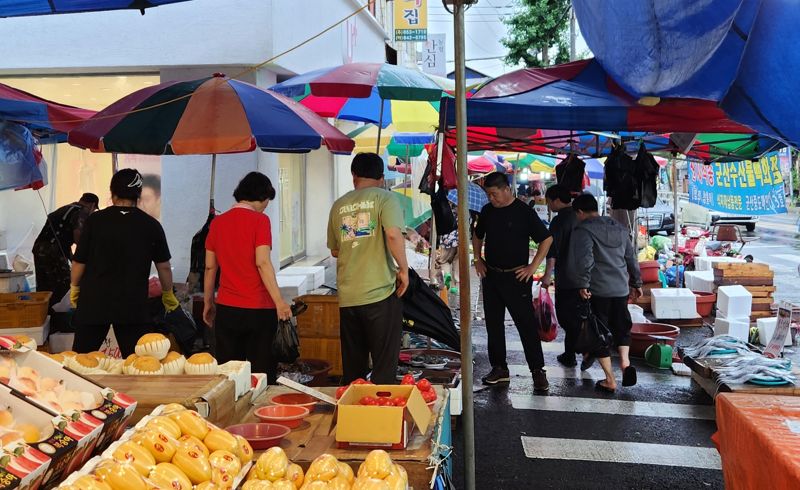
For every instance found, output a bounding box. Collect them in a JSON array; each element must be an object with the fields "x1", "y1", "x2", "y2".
[
  {"x1": 272, "y1": 318, "x2": 300, "y2": 364},
  {"x1": 635, "y1": 143, "x2": 660, "y2": 209},
  {"x1": 555, "y1": 153, "x2": 586, "y2": 194},
  {"x1": 573, "y1": 301, "x2": 613, "y2": 354},
  {"x1": 431, "y1": 184, "x2": 457, "y2": 236}
]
